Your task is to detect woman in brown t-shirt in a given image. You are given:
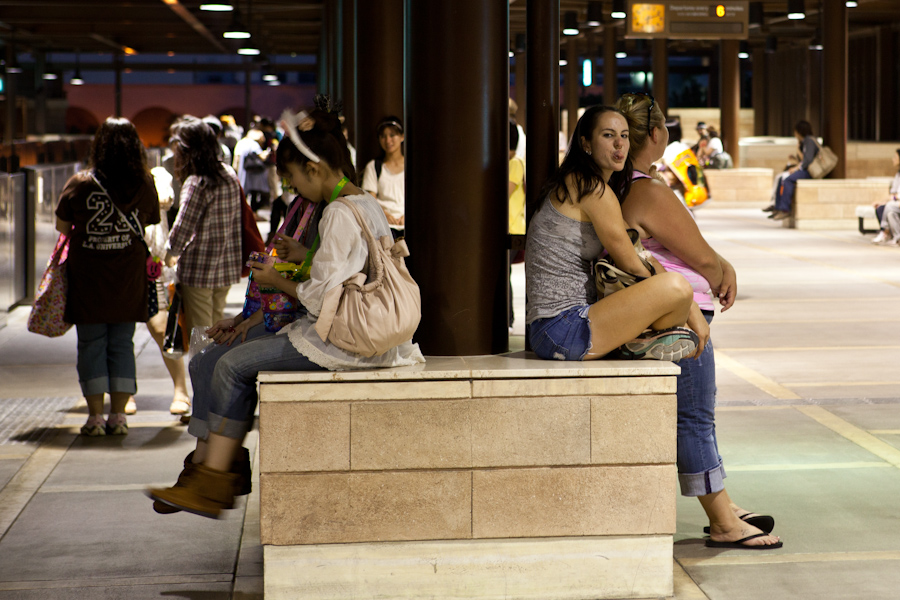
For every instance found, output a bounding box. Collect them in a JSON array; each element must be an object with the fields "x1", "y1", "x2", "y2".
[{"x1": 55, "y1": 118, "x2": 160, "y2": 437}]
